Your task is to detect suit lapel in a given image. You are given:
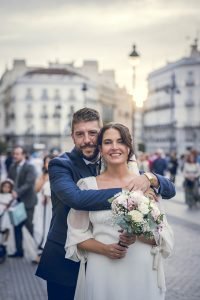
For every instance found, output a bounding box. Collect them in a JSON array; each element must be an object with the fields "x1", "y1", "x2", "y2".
[{"x1": 67, "y1": 148, "x2": 92, "y2": 178}]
